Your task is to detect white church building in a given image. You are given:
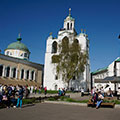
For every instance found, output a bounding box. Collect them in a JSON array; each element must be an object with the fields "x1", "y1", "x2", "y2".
[
  {"x1": 44, "y1": 9, "x2": 90, "y2": 91},
  {"x1": 92, "y1": 57, "x2": 120, "y2": 92}
]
